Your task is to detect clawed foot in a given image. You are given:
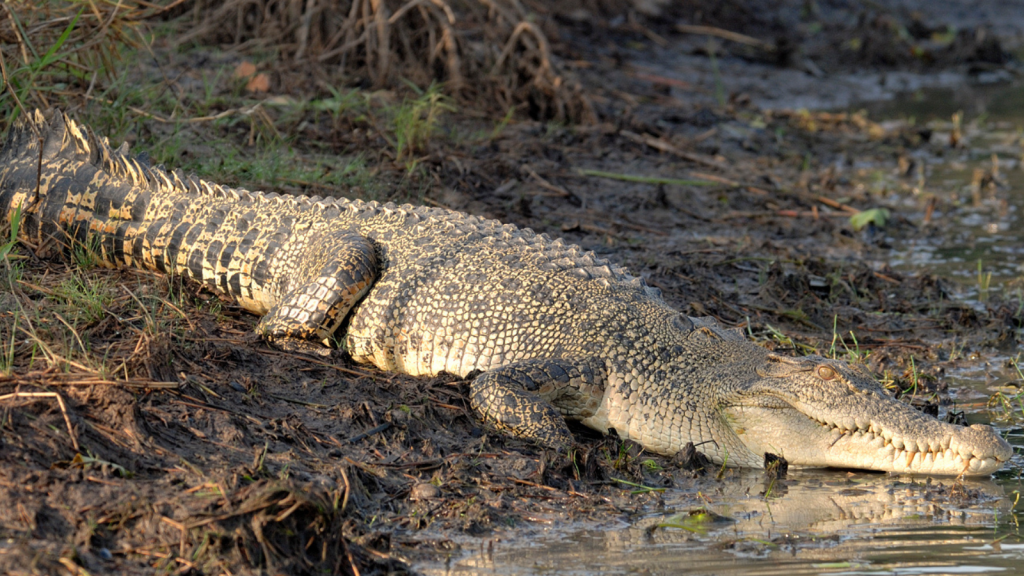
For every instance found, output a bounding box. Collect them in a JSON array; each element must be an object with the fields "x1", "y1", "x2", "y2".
[{"x1": 267, "y1": 335, "x2": 333, "y2": 357}]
